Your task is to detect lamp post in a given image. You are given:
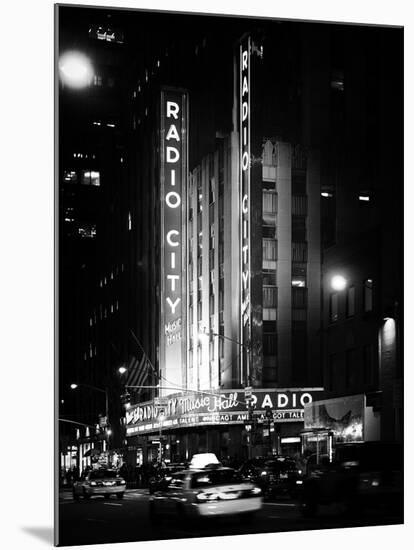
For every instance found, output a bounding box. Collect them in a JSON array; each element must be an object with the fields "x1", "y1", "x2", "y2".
[{"x1": 158, "y1": 412, "x2": 165, "y2": 465}]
